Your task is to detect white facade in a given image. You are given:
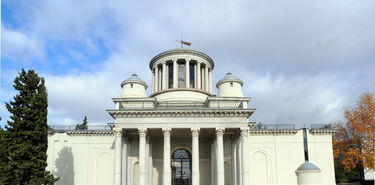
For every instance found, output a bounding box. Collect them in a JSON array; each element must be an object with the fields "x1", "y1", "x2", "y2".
[{"x1": 47, "y1": 49, "x2": 336, "y2": 185}]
